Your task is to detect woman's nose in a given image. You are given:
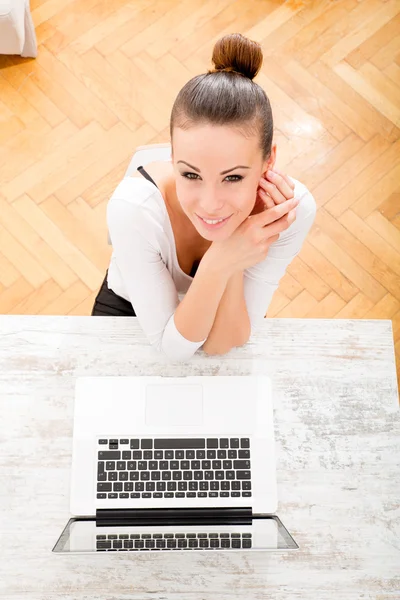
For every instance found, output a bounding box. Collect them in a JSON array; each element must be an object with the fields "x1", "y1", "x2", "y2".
[{"x1": 198, "y1": 192, "x2": 225, "y2": 216}]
